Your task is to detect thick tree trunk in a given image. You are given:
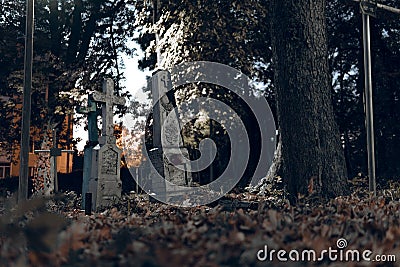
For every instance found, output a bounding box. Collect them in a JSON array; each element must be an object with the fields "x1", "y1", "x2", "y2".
[{"x1": 270, "y1": 0, "x2": 349, "y2": 201}]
